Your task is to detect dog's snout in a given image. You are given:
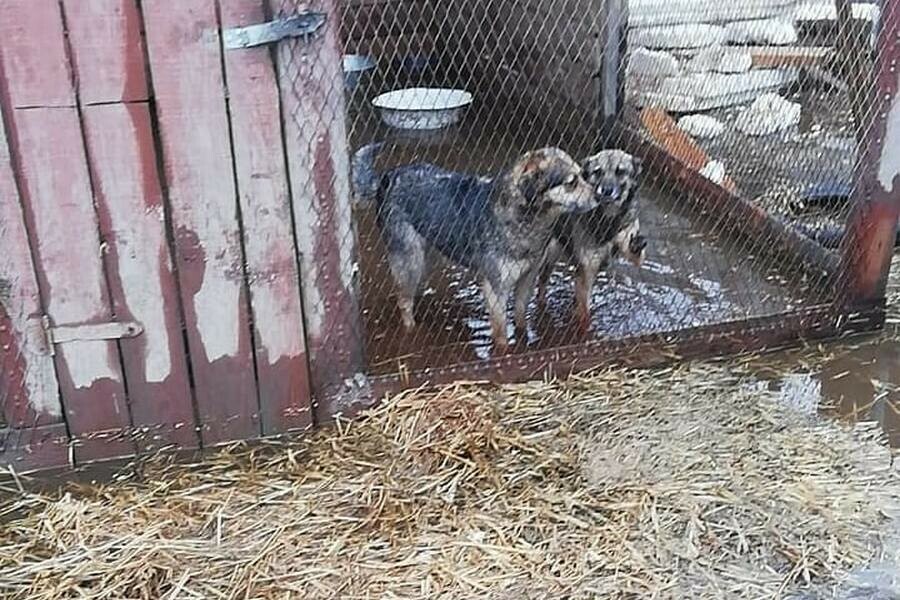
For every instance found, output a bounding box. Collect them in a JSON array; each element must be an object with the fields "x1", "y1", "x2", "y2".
[
  {"x1": 598, "y1": 182, "x2": 620, "y2": 199},
  {"x1": 630, "y1": 234, "x2": 647, "y2": 254}
]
